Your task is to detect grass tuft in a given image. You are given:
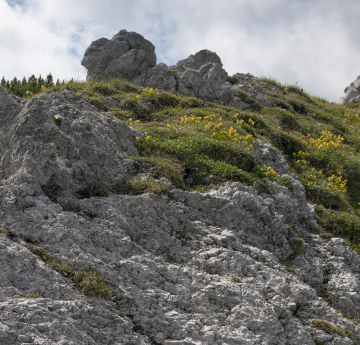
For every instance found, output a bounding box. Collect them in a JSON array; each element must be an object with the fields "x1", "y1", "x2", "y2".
[{"x1": 28, "y1": 245, "x2": 112, "y2": 299}]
